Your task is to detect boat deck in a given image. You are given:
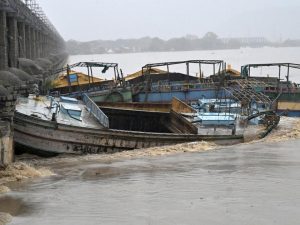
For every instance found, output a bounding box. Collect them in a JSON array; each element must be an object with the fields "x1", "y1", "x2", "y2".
[{"x1": 16, "y1": 95, "x2": 103, "y2": 129}]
